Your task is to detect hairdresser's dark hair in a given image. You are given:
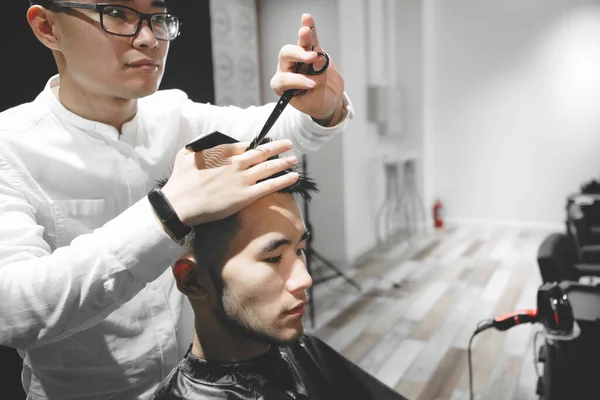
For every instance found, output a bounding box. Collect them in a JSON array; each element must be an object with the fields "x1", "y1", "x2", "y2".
[
  {"x1": 29, "y1": 0, "x2": 171, "y2": 7},
  {"x1": 156, "y1": 146, "x2": 317, "y2": 295}
]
